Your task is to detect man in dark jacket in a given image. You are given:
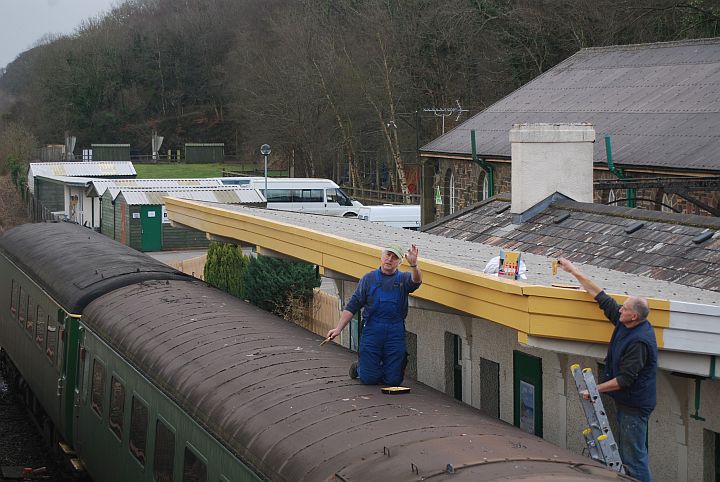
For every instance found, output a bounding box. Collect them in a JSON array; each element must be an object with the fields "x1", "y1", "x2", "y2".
[{"x1": 558, "y1": 258, "x2": 657, "y2": 482}]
